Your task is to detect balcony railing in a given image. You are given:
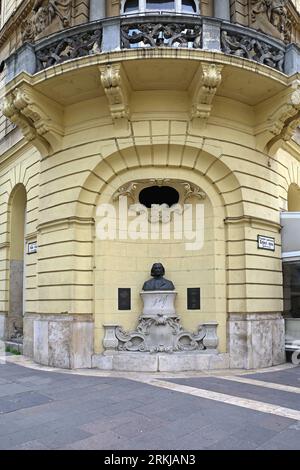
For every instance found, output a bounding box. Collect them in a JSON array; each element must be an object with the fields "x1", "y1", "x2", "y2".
[{"x1": 4, "y1": 14, "x2": 300, "y2": 82}]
